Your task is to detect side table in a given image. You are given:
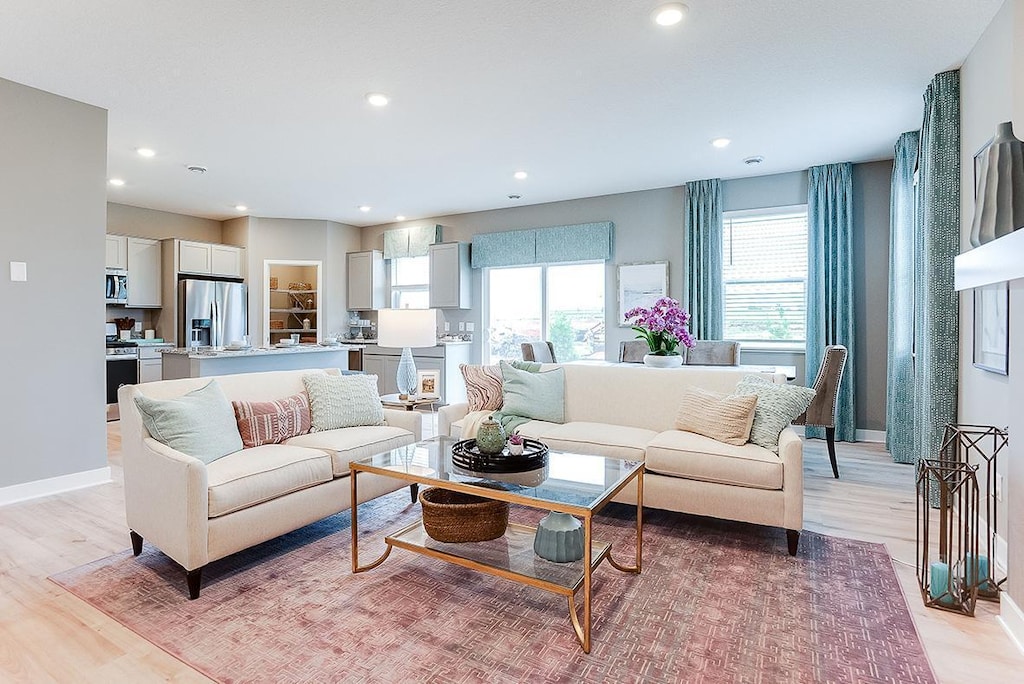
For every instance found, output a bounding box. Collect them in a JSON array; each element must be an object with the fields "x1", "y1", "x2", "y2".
[{"x1": 379, "y1": 393, "x2": 441, "y2": 502}]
